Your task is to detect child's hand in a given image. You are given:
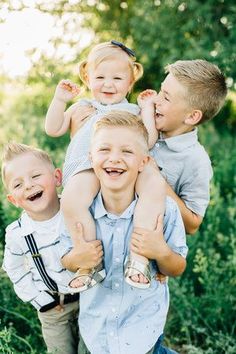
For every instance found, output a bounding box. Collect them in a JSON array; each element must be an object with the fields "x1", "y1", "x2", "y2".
[
  {"x1": 54, "y1": 79, "x2": 81, "y2": 103},
  {"x1": 70, "y1": 104, "x2": 96, "y2": 137},
  {"x1": 54, "y1": 304, "x2": 64, "y2": 312},
  {"x1": 137, "y1": 89, "x2": 158, "y2": 108},
  {"x1": 67, "y1": 223, "x2": 104, "y2": 270},
  {"x1": 156, "y1": 272, "x2": 167, "y2": 283},
  {"x1": 130, "y1": 215, "x2": 165, "y2": 260}
]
